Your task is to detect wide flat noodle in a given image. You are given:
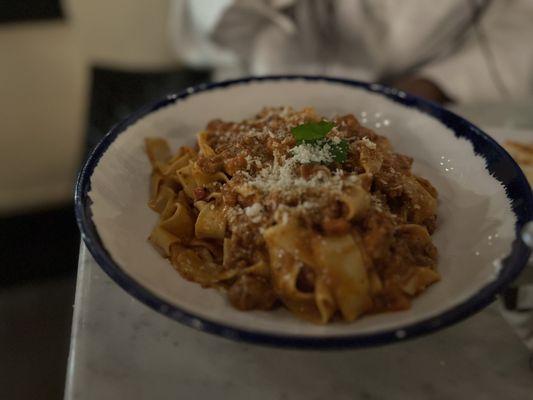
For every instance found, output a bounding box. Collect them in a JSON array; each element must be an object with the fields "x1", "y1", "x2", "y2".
[
  {"x1": 194, "y1": 201, "x2": 226, "y2": 239},
  {"x1": 148, "y1": 226, "x2": 179, "y2": 257},
  {"x1": 170, "y1": 245, "x2": 236, "y2": 286},
  {"x1": 311, "y1": 234, "x2": 372, "y2": 321},
  {"x1": 264, "y1": 218, "x2": 372, "y2": 323},
  {"x1": 145, "y1": 137, "x2": 171, "y2": 167},
  {"x1": 159, "y1": 202, "x2": 194, "y2": 241},
  {"x1": 191, "y1": 162, "x2": 228, "y2": 187},
  {"x1": 339, "y1": 183, "x2": 370, "y2": 220},
  {"x1": 148, "y1": 184, "x2": 175, "y2": 214},
  {"x1": 176, "y1": 163, "x2": 198, "y2": 198}
]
